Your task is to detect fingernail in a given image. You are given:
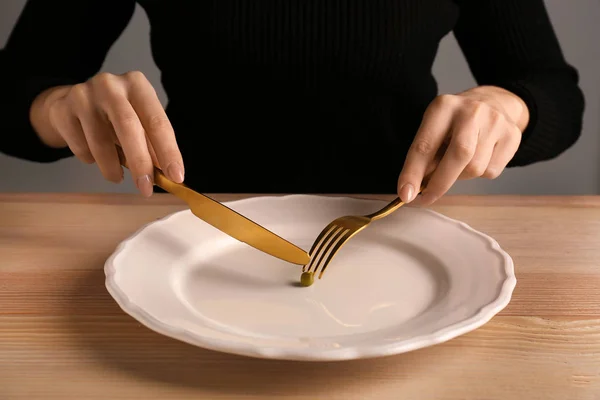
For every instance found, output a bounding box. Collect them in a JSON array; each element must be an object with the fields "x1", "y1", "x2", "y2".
[
  {"x1": 136, "y1": 174, "x2": 153, "y2": 197},
  {"x1": 400, "y1": 183, "x2": 416, "y2": 203},
  {"x1": 167, "y1": 162, "x2": 185, "y2": 183}
]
